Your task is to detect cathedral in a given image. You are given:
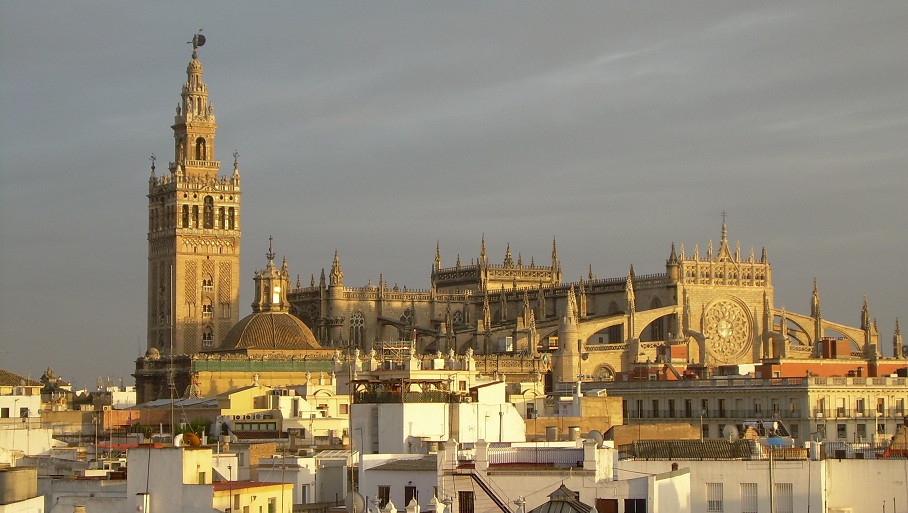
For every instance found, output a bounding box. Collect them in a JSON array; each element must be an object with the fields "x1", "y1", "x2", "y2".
[{"x1": 138, "y1": 36, "x2": 904, "y2": 402}]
